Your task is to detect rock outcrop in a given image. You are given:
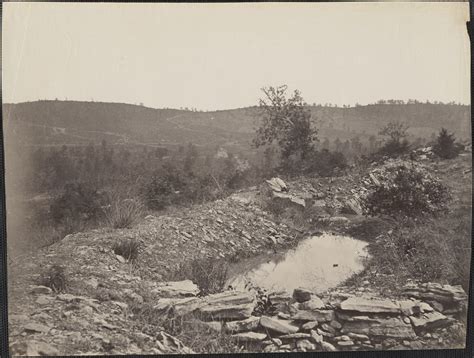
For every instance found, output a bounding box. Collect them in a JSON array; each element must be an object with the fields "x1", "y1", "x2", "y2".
[{"x1": 151, "y1": 285, "x2": 468, "y2": 353}]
